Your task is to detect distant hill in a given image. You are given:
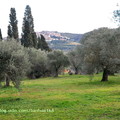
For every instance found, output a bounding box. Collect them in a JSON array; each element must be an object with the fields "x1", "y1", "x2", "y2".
[{"x1": 36, "y1": 31, "x2": 83, "y2": 51}]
